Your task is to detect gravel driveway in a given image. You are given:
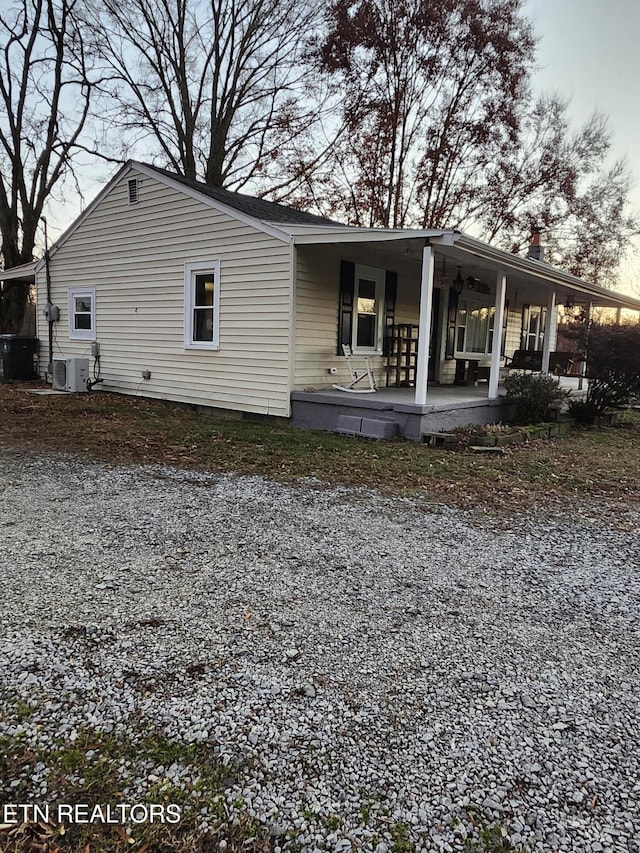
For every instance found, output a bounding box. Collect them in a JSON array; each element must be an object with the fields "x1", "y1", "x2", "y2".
[{"x1": 1, "y1": 447, "x2": 639, "y2": 852}]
